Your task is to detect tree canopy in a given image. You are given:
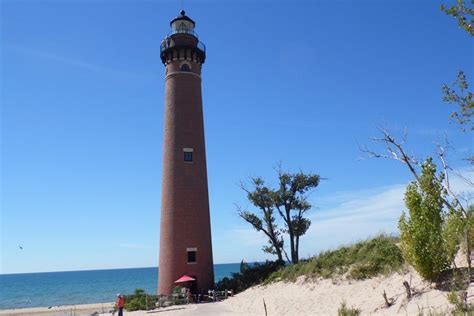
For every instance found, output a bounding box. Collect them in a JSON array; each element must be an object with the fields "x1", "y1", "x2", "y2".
[{"x1": 239, "y1": 169, "x2": 321, "y2": 264}]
